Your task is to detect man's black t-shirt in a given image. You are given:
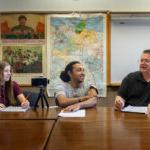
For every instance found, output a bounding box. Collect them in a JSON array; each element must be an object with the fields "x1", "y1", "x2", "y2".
[{"x1": 118, "y1": 71, "x2": 150, "y2": 106}]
